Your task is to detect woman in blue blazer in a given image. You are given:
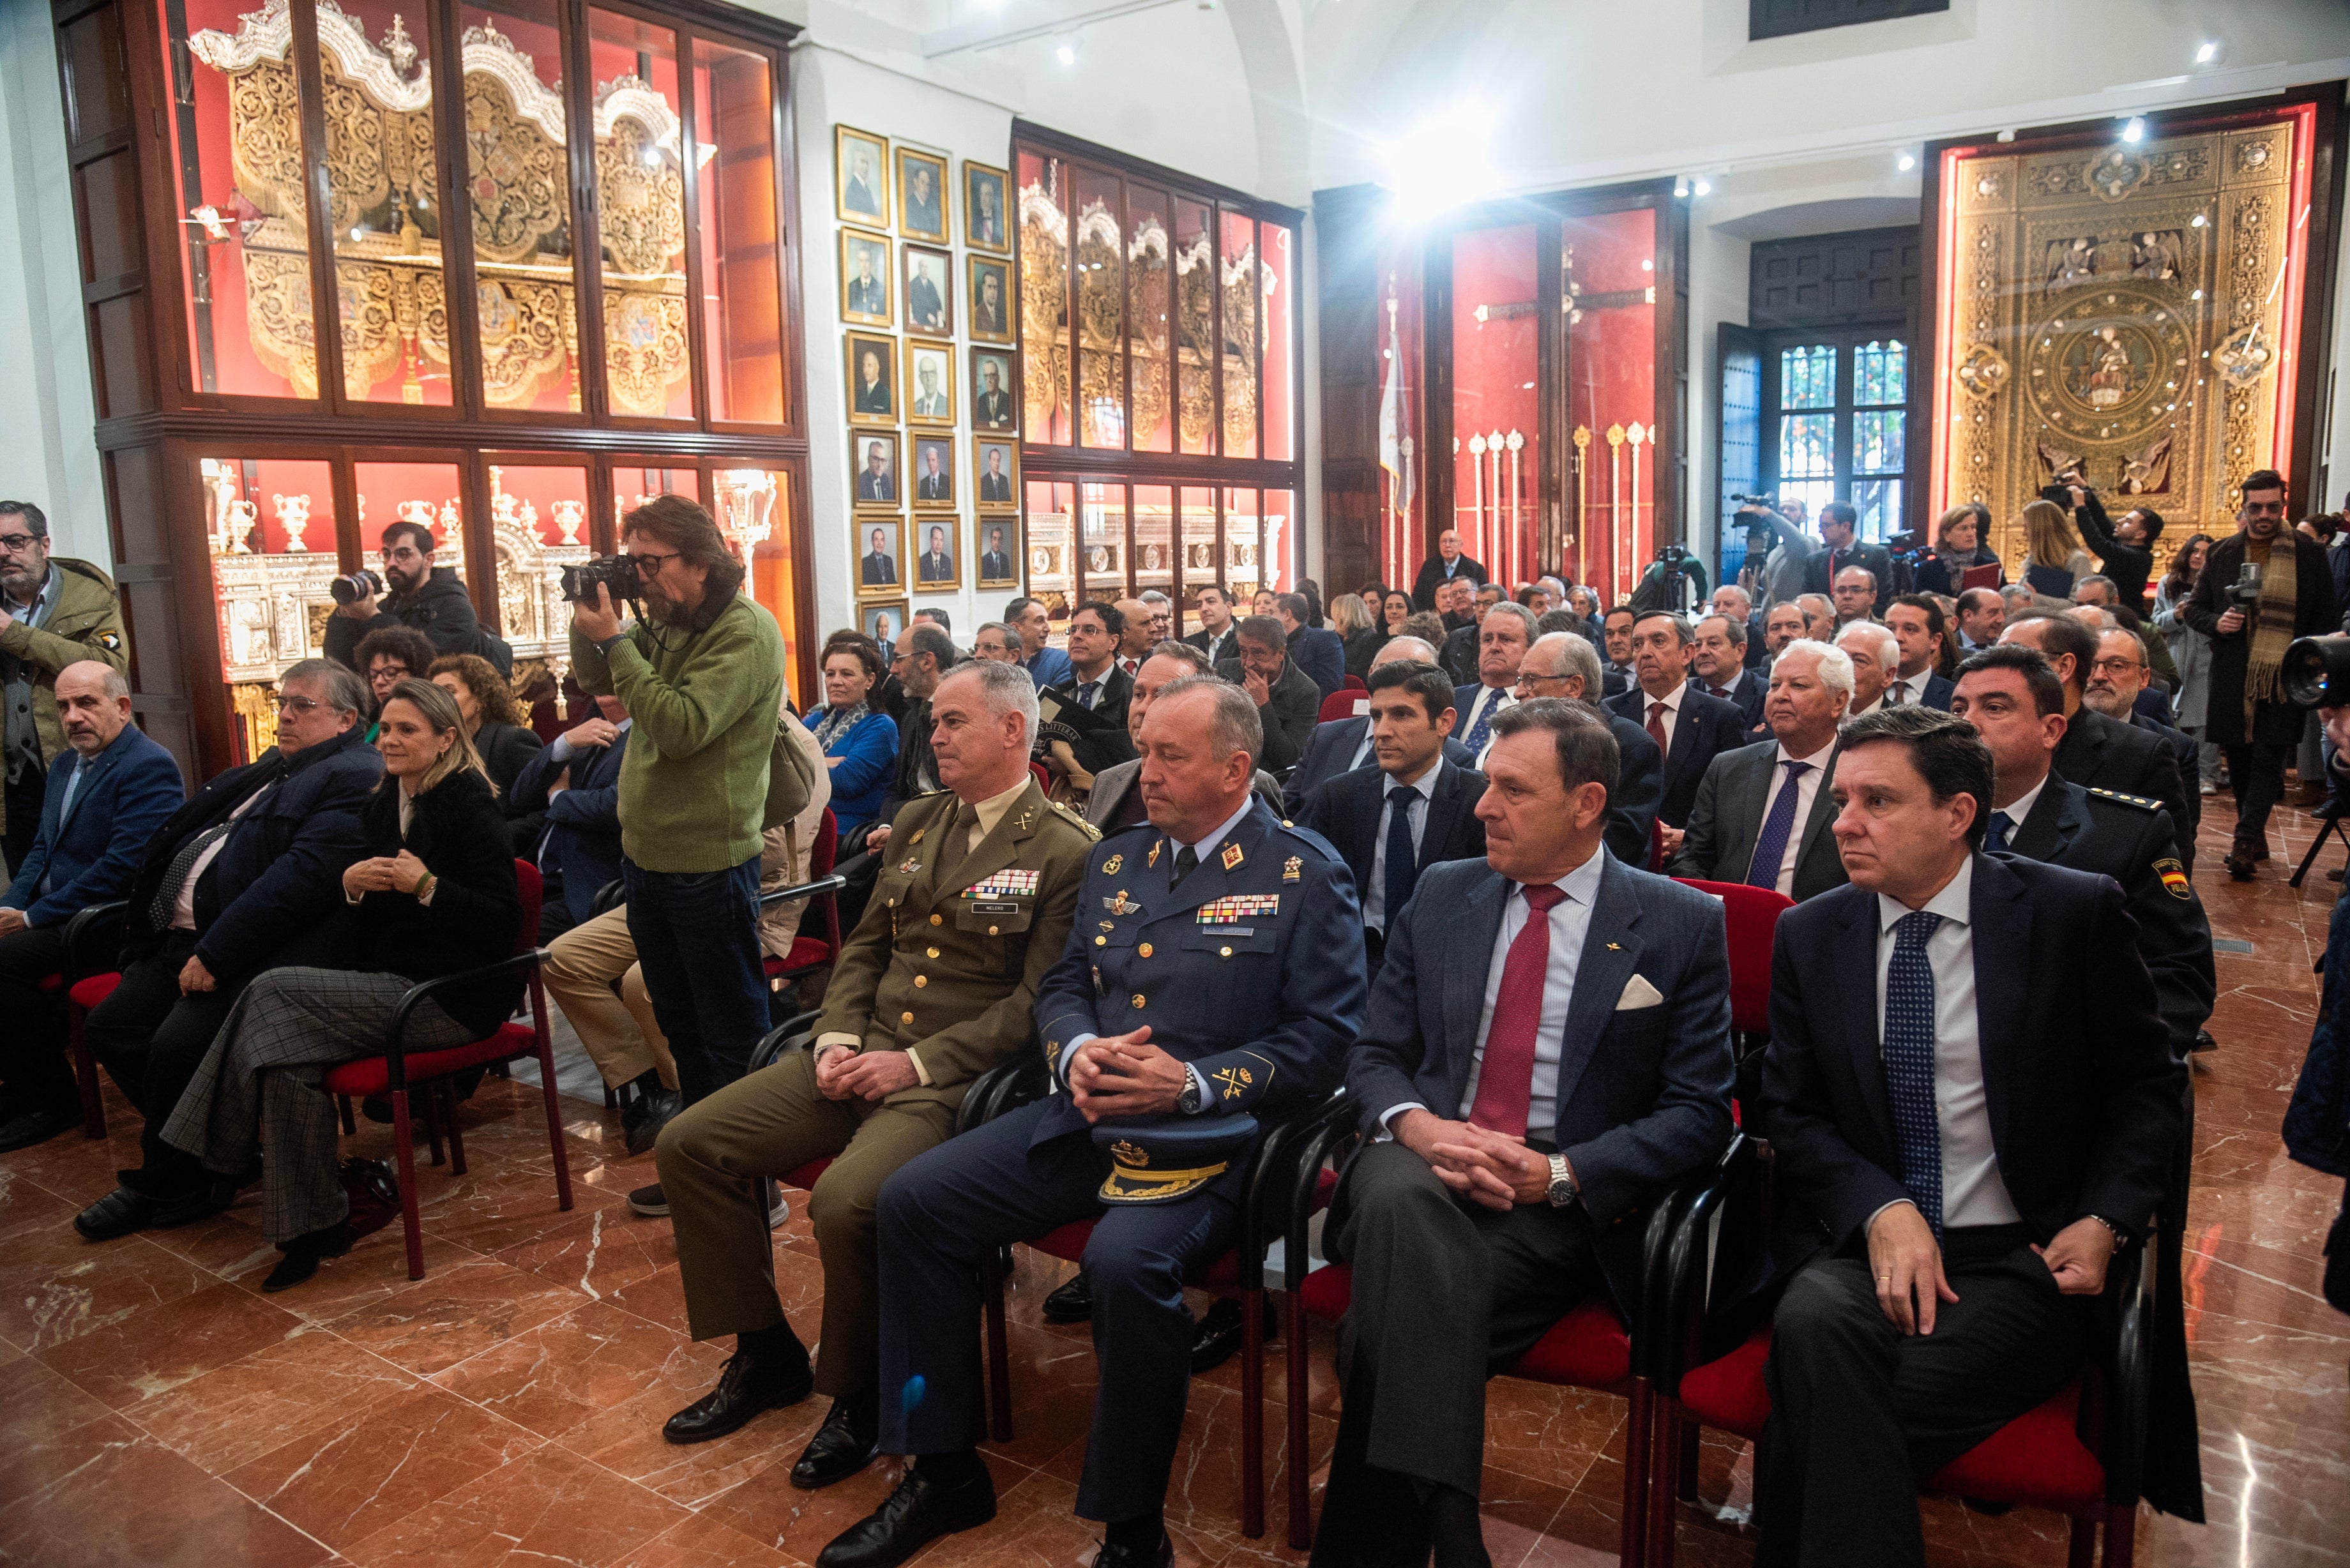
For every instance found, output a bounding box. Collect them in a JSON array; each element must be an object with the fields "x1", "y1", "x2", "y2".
[{"x1": 804, "y1": 638, "x2": 898, "y2": 852}]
